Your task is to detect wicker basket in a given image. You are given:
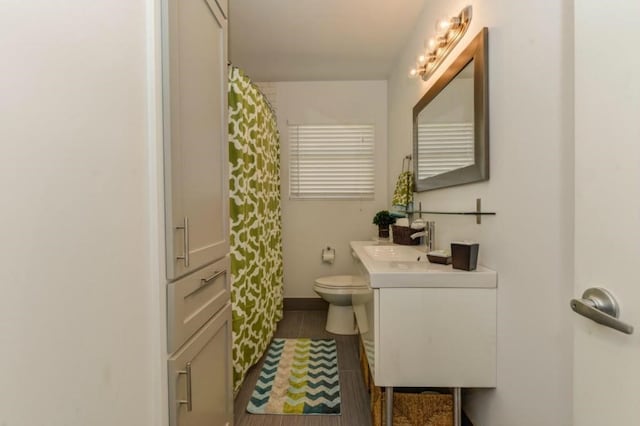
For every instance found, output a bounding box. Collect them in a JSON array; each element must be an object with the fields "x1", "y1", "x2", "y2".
[
  {"x1": 391, "y1": 225, "x2": 420, "y2": 245},
  {"x1": 361, "y1": 340, "x2": 453, "y2": 426},
  {"x1": 371, "y1": 387, "x2": 453, "y2": 426}
]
